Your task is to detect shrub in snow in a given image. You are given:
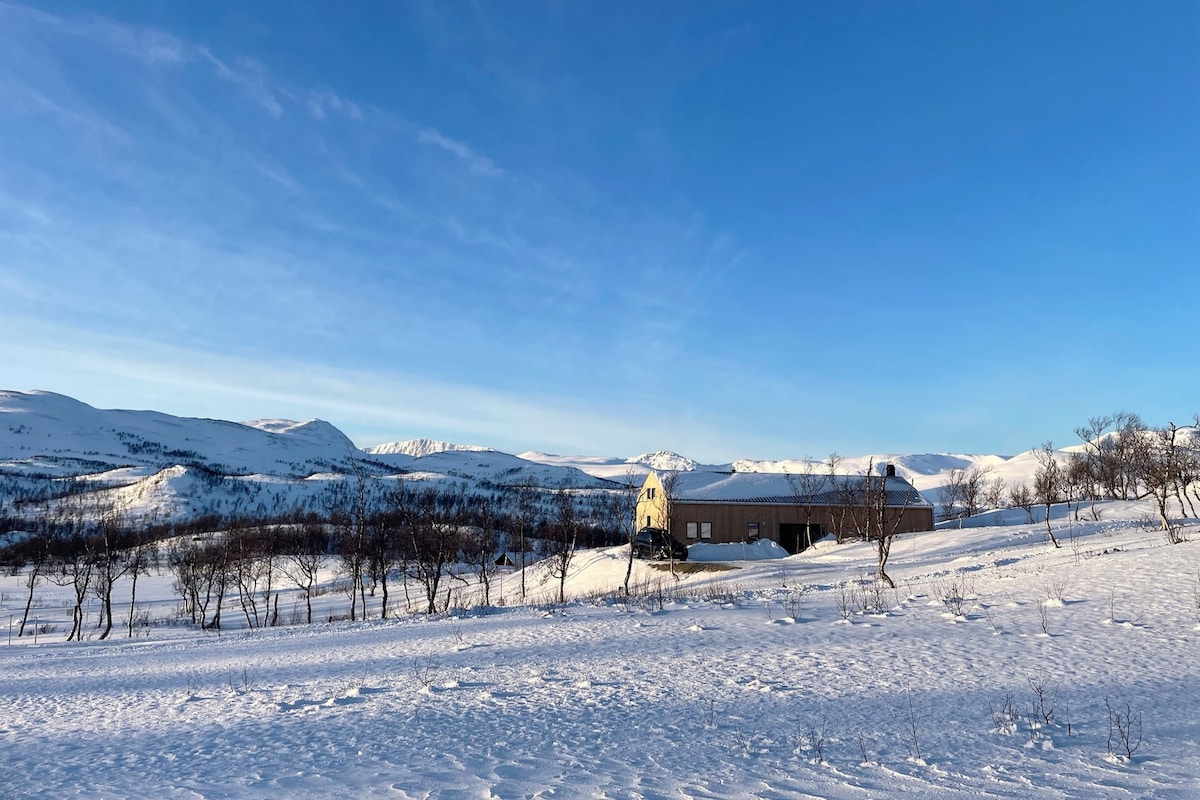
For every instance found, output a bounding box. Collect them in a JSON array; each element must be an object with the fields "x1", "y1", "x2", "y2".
[
  {"x1": 1105, "y1": 697, "x2": 1143, "y2": 760},
  {"x1": 930, "y1": 572, "x2": 975, "y2": 618},
  {"x1": 792, "y1": 719, "x2": 826, "y2": 763},
  {"x1": 1027, "y1": 674, "x2": 1057, "y2": 726},
  {"x1": 989, "y1": 692, "x2": 1019, "y2": 734},
  {"x1": 1044, "y1": 574, "x2": 1071, "y2": 603}
]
